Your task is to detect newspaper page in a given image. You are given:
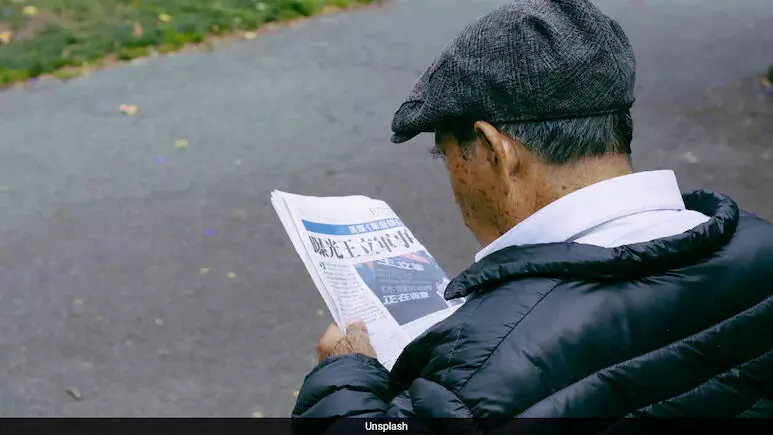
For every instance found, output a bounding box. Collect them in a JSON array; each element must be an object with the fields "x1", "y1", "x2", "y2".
[{"x1": 271, "y1": 190, "x2": 464, "y2": 370}]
